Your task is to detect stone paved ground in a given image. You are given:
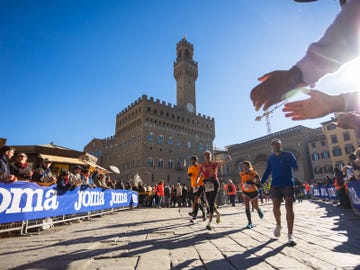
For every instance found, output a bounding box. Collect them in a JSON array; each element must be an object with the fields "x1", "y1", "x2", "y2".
[{"x1": 0, "y1": 200, "x2": 360, "y2": 270}]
